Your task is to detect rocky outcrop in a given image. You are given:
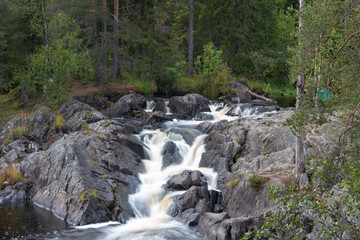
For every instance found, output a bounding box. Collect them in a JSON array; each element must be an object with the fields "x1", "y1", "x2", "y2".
[
  {"x1": 169, "y1": 94, "x2": 210, "y2": 119},
  {"x1": 193, "y1": 111, "x2": 297, "y2": 239},
  {"x1": 59, "y1": 101, "x2": 106, "y2": 132},
  {"x1": 20, "y1": 120, "x2": 145, "y2": 225}
]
